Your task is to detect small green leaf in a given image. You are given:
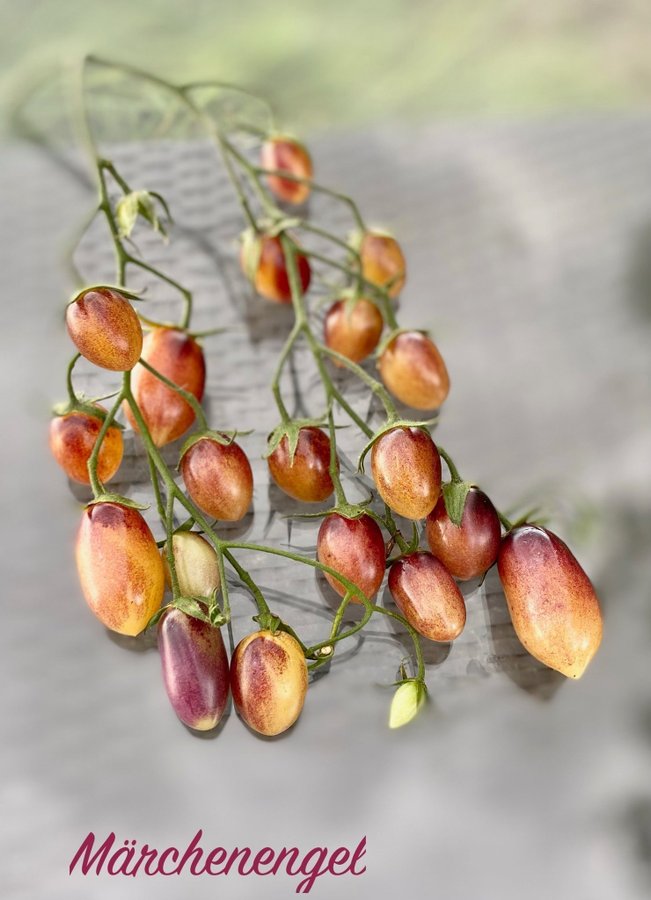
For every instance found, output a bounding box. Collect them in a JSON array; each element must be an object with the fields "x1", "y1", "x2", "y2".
[
  {"x1": 116, "y1": 190, "x2": 168, "y2": 240},
  {"x1": 172, "y1": 597, "x2": 212, "y2": 624},
  {"x1": 441, "y1": 480, "x2": 473, "y2": 527},
  {"x1": 389, "y1": 680, "x2": 427, "y2": 729}
]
